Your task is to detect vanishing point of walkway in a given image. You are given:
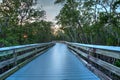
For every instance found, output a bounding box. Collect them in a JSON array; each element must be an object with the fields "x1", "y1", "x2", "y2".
[{"x1": 6, "y1": 43, "x2": 100, "y2": 80}]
